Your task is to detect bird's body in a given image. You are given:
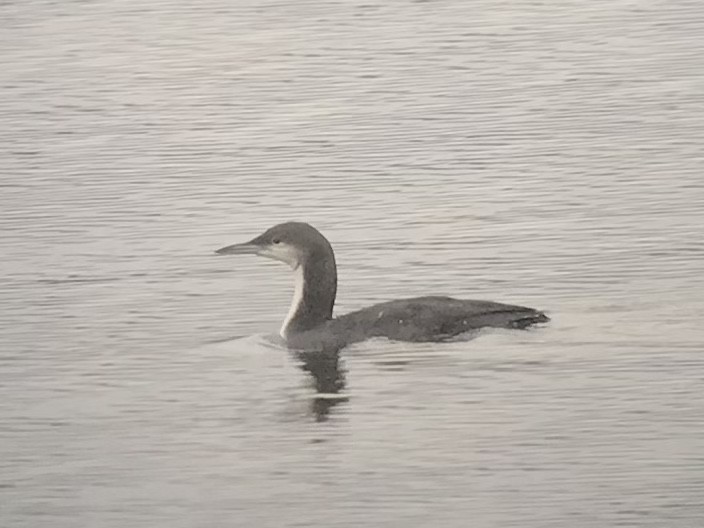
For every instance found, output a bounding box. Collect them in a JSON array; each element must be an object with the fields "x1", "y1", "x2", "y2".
[{"x1": 216, "y1": 222, "x2": 548, "y2": 351}]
